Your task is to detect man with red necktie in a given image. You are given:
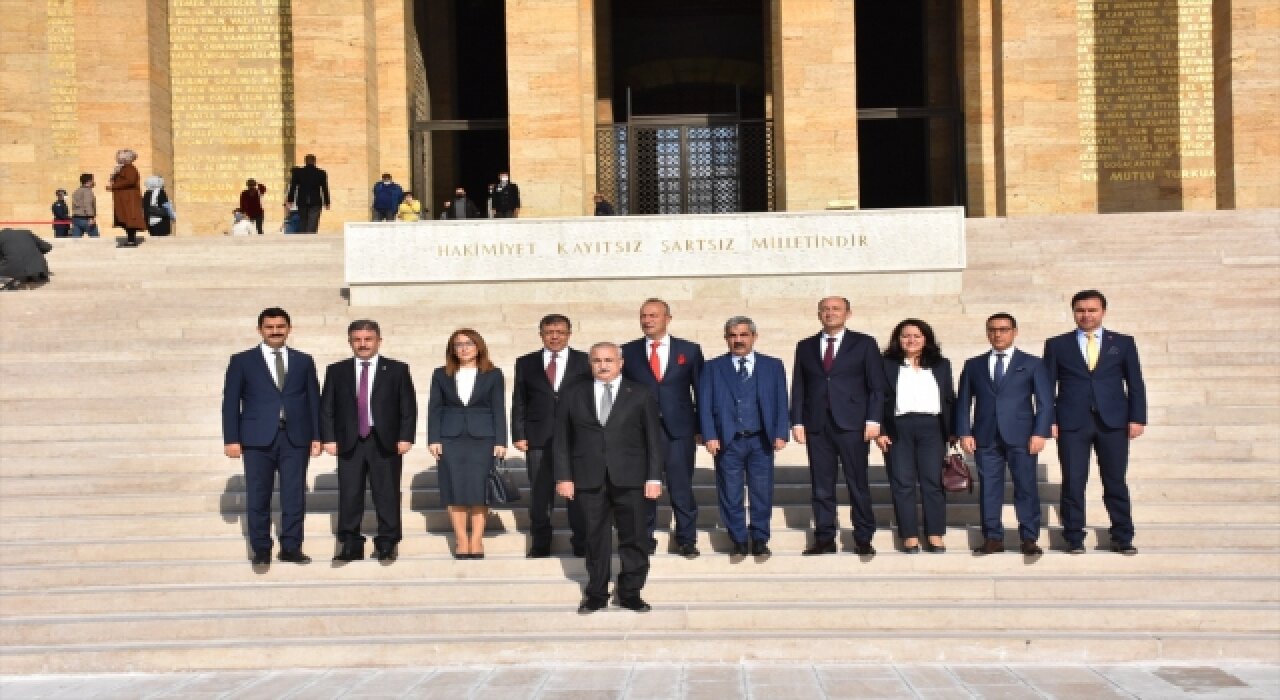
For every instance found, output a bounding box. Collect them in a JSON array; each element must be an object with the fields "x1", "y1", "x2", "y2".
[{"x1": 622, "y1": 298, "x2": 705, "y2": 558}]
